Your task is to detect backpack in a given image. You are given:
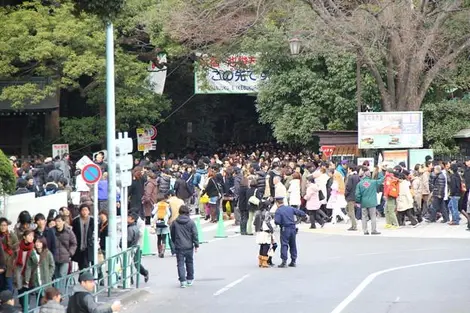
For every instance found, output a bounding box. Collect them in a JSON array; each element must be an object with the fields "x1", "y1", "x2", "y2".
[
  {"x1": 388, "y1": 178, "x2": 399, "y2": 198},
  {"x1": 155, "y1": 201, "x2": 168, "y2": 228},
  {"x1": 198, "y1": 173, "x2": 208, "y2": 190},
  {"x1": 185, "y1": 174, "x2": 195, "y2": 195},
  {"x1": 45, "y1": 188, "x2": 57, "y2": 196}
]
